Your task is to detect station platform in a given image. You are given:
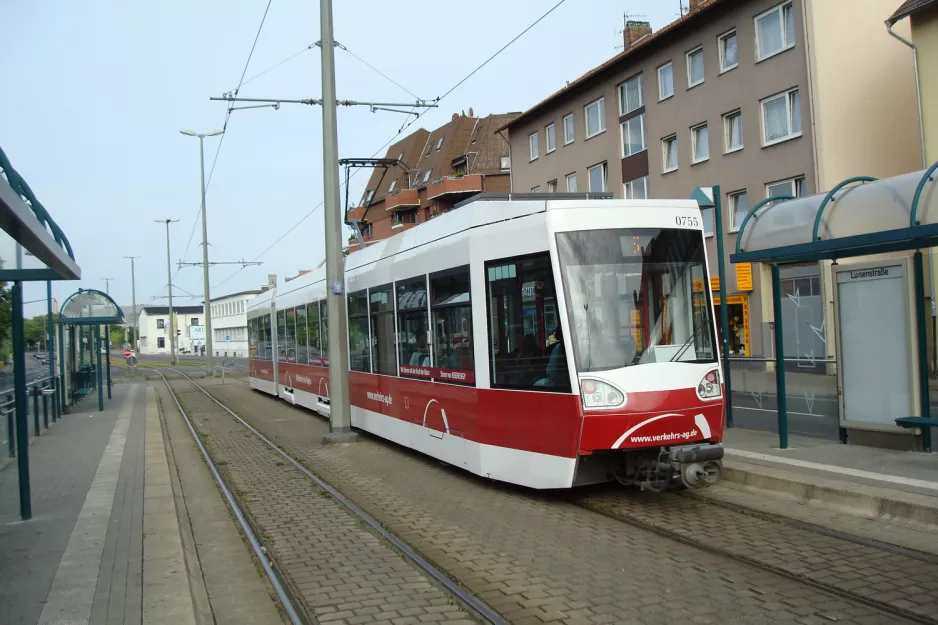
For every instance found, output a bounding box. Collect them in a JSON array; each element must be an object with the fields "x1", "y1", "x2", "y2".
[{"x1": 0, "y1": 382, "x2": 279, "y2": 625}]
